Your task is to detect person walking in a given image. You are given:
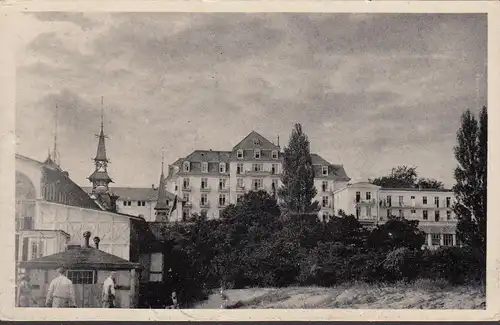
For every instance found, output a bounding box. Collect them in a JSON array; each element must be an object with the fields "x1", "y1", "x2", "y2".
[
  {"x1": 45, "y1": 267, "x2": 77, "y2": 308},
  {"x1": 17, "y1": 274, "x2": 32, "y2": 307},
  {"x1": 102, "y1": 271, "x2": 116, "y2": 308}
]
